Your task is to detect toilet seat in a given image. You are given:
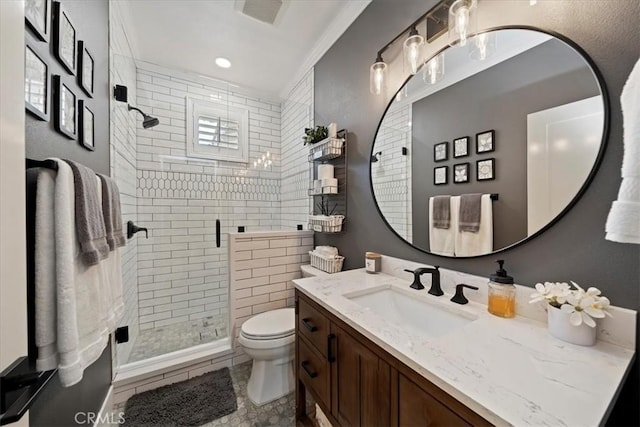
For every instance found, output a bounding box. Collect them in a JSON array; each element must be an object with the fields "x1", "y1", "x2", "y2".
[{"x1": 240, "y1": 308, "x2": 294, "y2": 340}]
